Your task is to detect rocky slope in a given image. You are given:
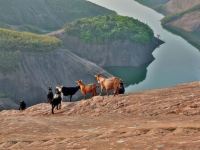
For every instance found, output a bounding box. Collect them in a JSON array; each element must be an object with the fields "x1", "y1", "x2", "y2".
[
  {"x1": 163, "y1": 0, "x2": 200, "y2": 14},
  {"x1": 163, "y1": 8, "x2": 200, "y2": 50},
  {"x1": 0, "y1": 49, "x2": 111, "y2": 109},
  {"x1": 170, "y1": 10, "x2": 200, "y2": 32},
  {"x1": 136, "y1": 0, "x2": 200, "y2": 50},
  {"x1": 1, "y1": 82, "x2": 200, "y2": 149}
]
